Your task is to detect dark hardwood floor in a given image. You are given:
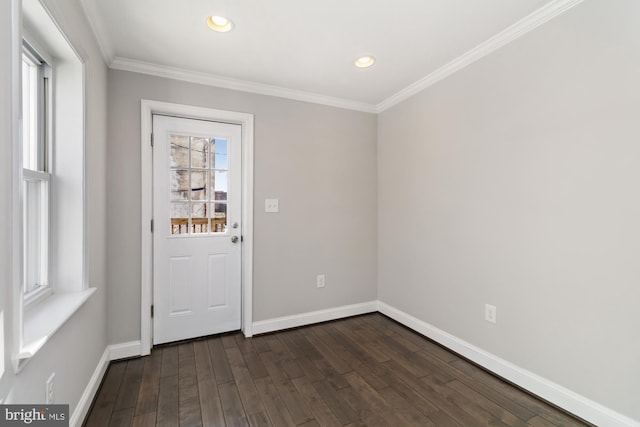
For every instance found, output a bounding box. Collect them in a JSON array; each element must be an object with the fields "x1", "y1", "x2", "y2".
[{"x1": 84, "y1": 313, "x2": 589, "y2": 427}]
